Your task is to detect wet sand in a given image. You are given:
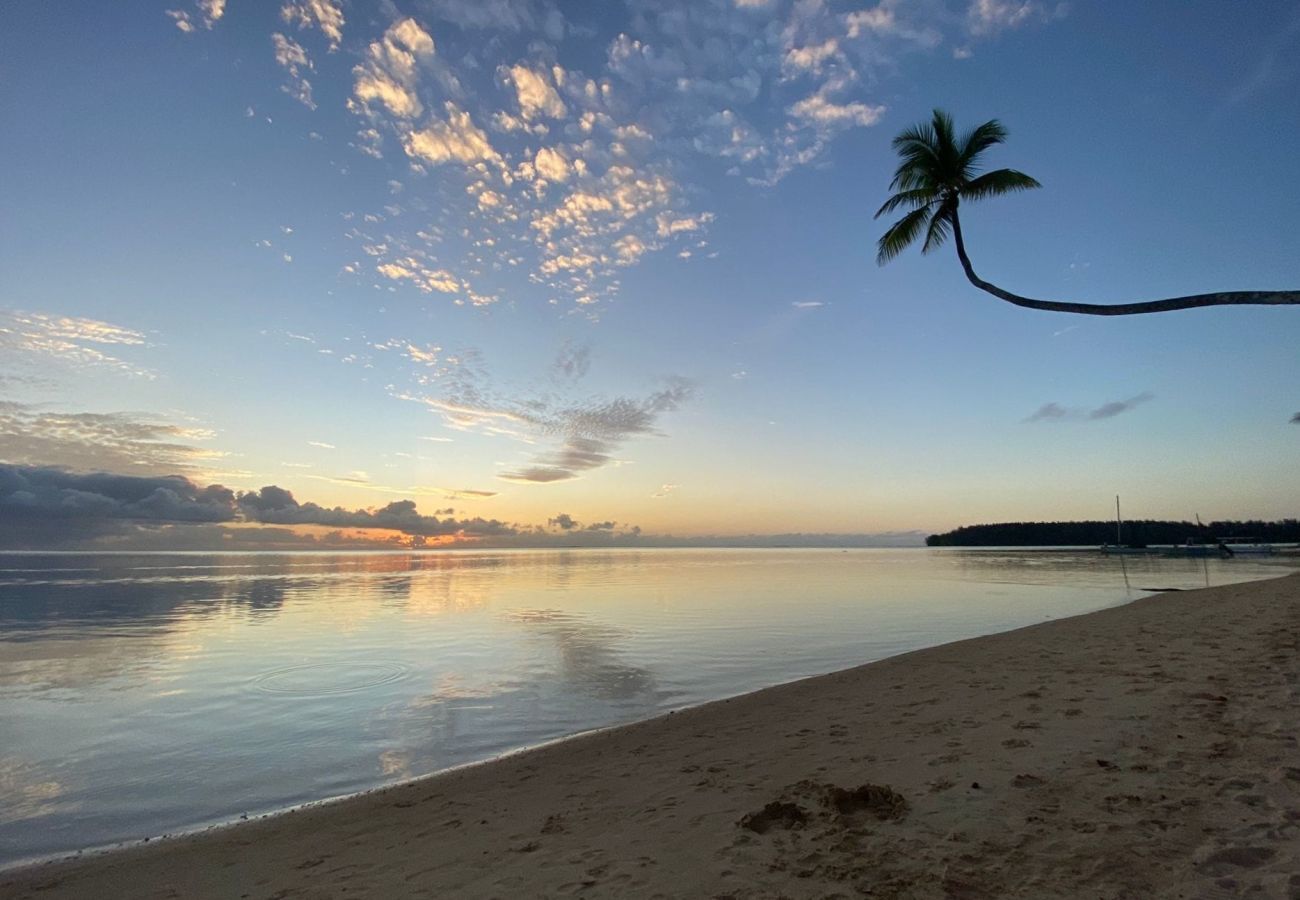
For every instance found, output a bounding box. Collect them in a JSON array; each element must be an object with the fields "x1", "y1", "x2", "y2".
[{"x1": 4, "y1": 573, "x2": 1298, "y2": 899}]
